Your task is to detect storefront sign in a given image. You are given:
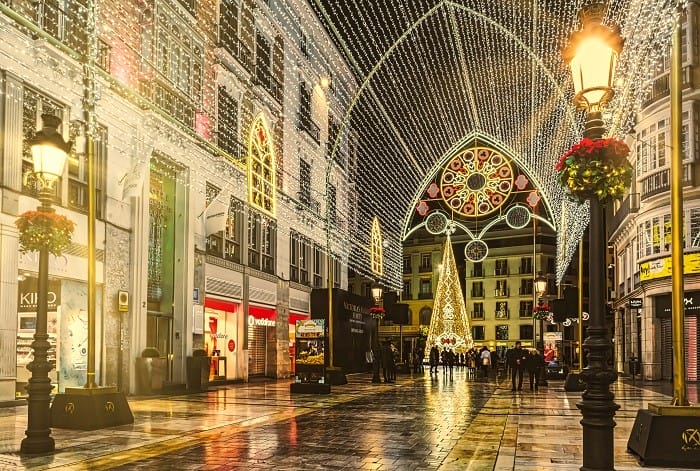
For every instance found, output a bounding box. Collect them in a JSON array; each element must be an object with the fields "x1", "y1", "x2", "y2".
[
  {"x1": 248, "y1": 315, "x2": 276, "y2": 327},
  {"x1": 639, "y1": 253, "x2": 700, "y2": 282},
  {"x1": 655, "y1": 291, "x2": 700, "y2": 318},
  {"x1": 18, "y1": 278, "x2": 61, "y2": 312},
  {"x1": 193, "y1": 305, "x2": 204, "y2": 334},
  {"x1": 296, "y1": 319, "x2": 324, "y2": 337},
  {"x1": 248, "y1": 305, "x2": 277, "y2": 327},
  {"x1": 629, "y1": 298, "x2": 643, "y2": 309}
]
